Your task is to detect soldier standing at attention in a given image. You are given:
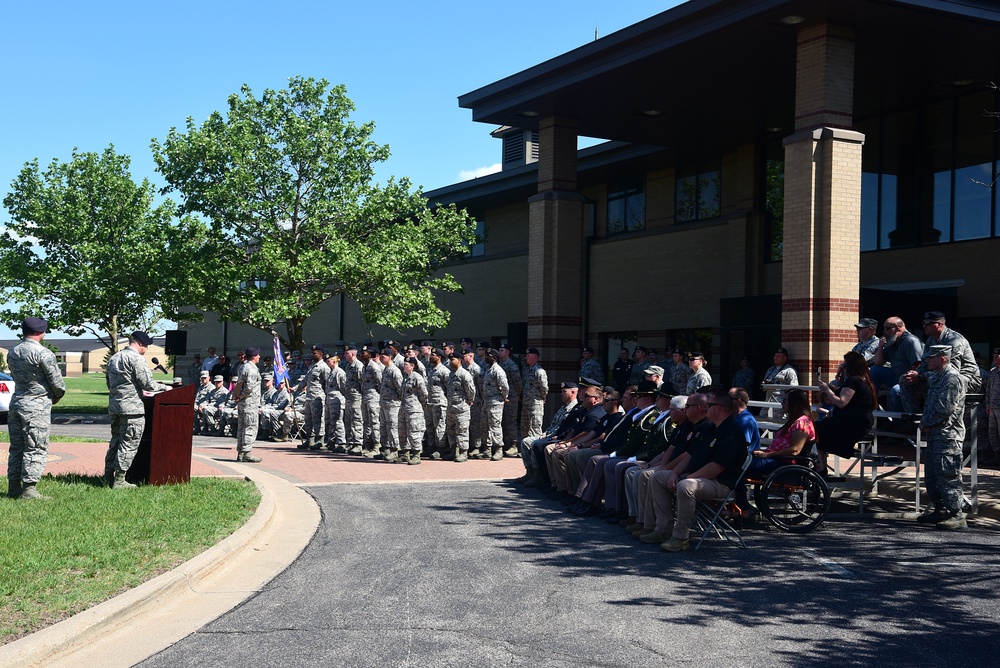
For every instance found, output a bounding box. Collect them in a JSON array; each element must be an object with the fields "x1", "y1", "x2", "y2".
[
  {"x1": 6, "y1": 317, "x2": 66, "y2": 500},
  {"x1": 917, "y1": 345, "x2": 968, "y2": 530},
  {"x1": 232, "y1": 346, "x2": 263, "y2": 462},
  {"x1": 446, "y1": 352, "x2": 476, "y2": 462},
  {"x1": 342, "y1": 344, "x2": 365, "y2": 455},
  {"x1": 377, "y1": 347, "x2": 404, "y2": 462},
  {"x1": 483, "y1": 348, "x2": 510, "y2": 461},
  {"x1": 323, "y1": 352, "x2": 347, "y2": 452},
  {"x1": 579, "y1": 346, "x2": 603, "y2": 384},
  {"x1": 425, "y1": 348, "x2": 450, "y2": 460},
  {"x1": 464, "y1": 347, "x2": 486, "y2": 458},
  {"x1": 498, "y1": 343, "x2": 522, "y2": 457},
  {"x1": 399, "y1": 357, "x2": 428, "y2": 464},
  {"x1": 105, "y1": 331, "x2": 172, "y2": 488},
  {"x1": 296, "y1": 344, "x2": 329, "y2": 450},
  {"x1": 520, "y1": 347, "x2": 548, "y2": 449},
  {"x1": 360, "y1": 344, "x2": 383, "y2": 458}
]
